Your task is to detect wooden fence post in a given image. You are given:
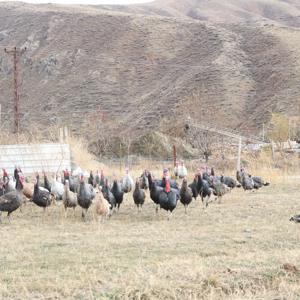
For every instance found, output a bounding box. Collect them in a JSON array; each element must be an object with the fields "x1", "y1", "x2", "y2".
[
  {"x1": 64, "y1": 126, "x2": 69, "y2": 143},
  {"x1": 271, "y1": 140, "x2": 275, "y2": 160},
  {"x1": 59, "y1": 127, "x2": 64, "y2": 144},
  {"x1": 237, "y1": 136, "x2": 242, "y2": 171}
]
